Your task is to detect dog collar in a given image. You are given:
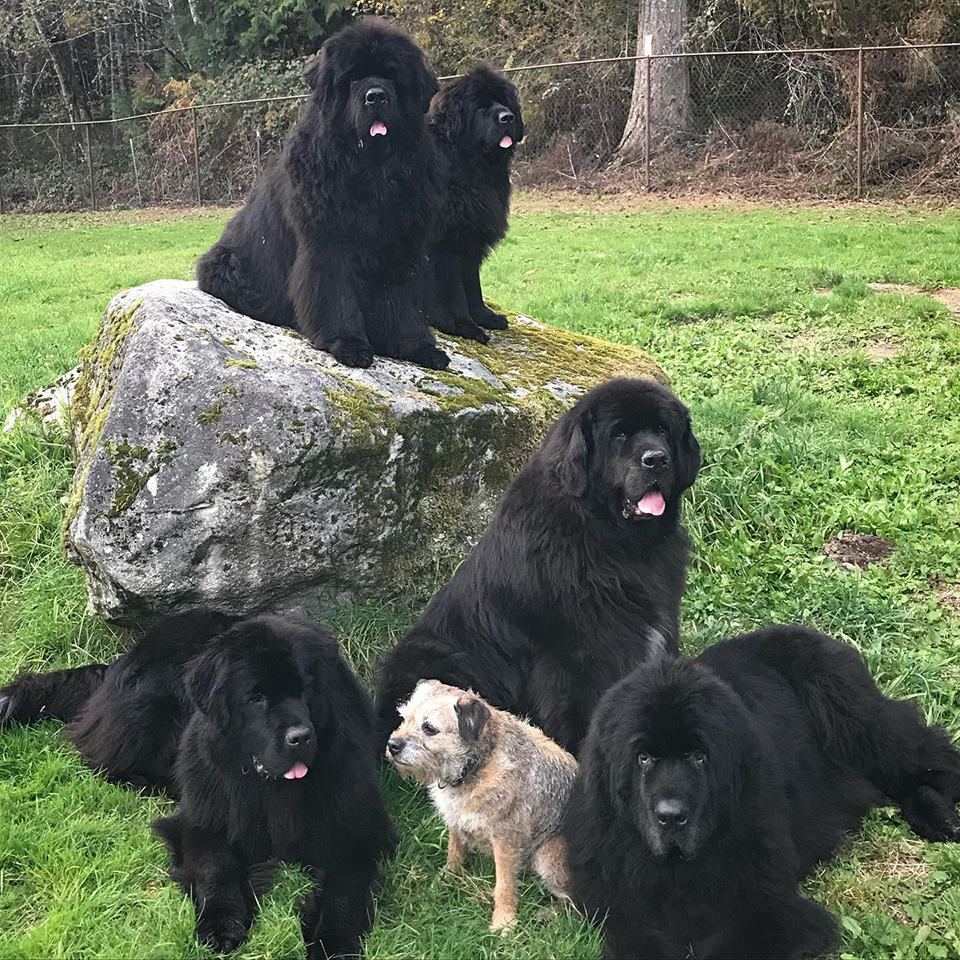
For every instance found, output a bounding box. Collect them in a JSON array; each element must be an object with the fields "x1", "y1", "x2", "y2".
[{"x1": 438, "y1": 753, "x2": 483, "y2": 789}]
